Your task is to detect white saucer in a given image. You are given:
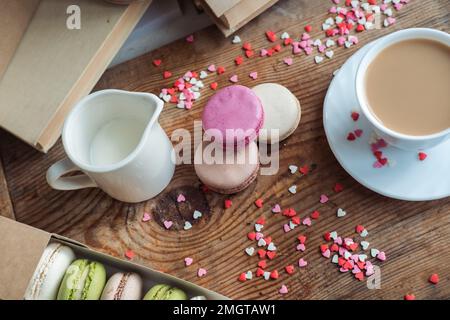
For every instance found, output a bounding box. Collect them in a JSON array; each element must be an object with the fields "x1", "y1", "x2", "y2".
[{"x1": 323, "y1": 42, "x2": 450, "y2": 201}]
